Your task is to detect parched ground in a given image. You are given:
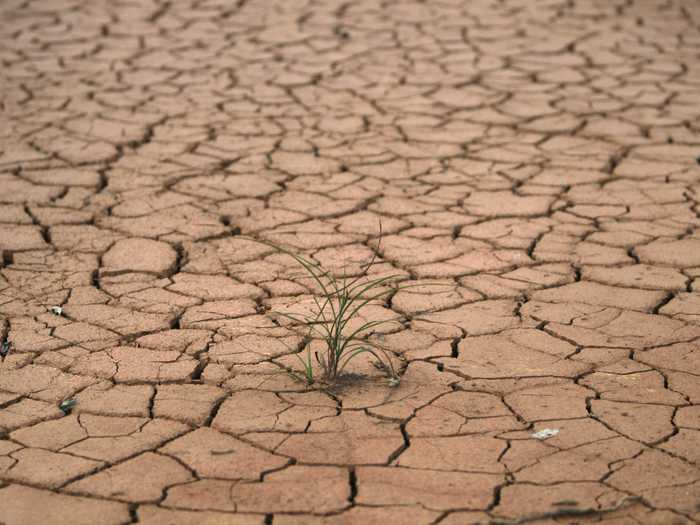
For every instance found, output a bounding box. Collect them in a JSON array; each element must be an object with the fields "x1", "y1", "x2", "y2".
[{"x1": 1, "y1": 0, "x2": 700, "y2": 524}]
